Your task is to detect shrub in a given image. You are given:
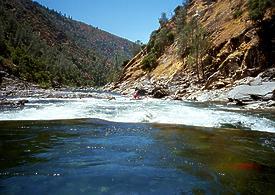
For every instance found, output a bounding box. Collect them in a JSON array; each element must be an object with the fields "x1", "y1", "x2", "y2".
[
  {"x1": 167, "y1": 31, "x2": 175, "y2": 44},
  {"x1": 147, "y1": 30, "x2": 158, "y2": 52},
  {"x1": 141, "y1": 52, "x2": 157, "y2": 71},
  {"x1": 148, "y1": 28, "x2": 175, "y2": 58},
  {"x1": 248, "y1": 0, "x2": 272, "y2": 22},
  {"x1": 233, "y1": 8, "x2": 243, "y2": 19}
]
